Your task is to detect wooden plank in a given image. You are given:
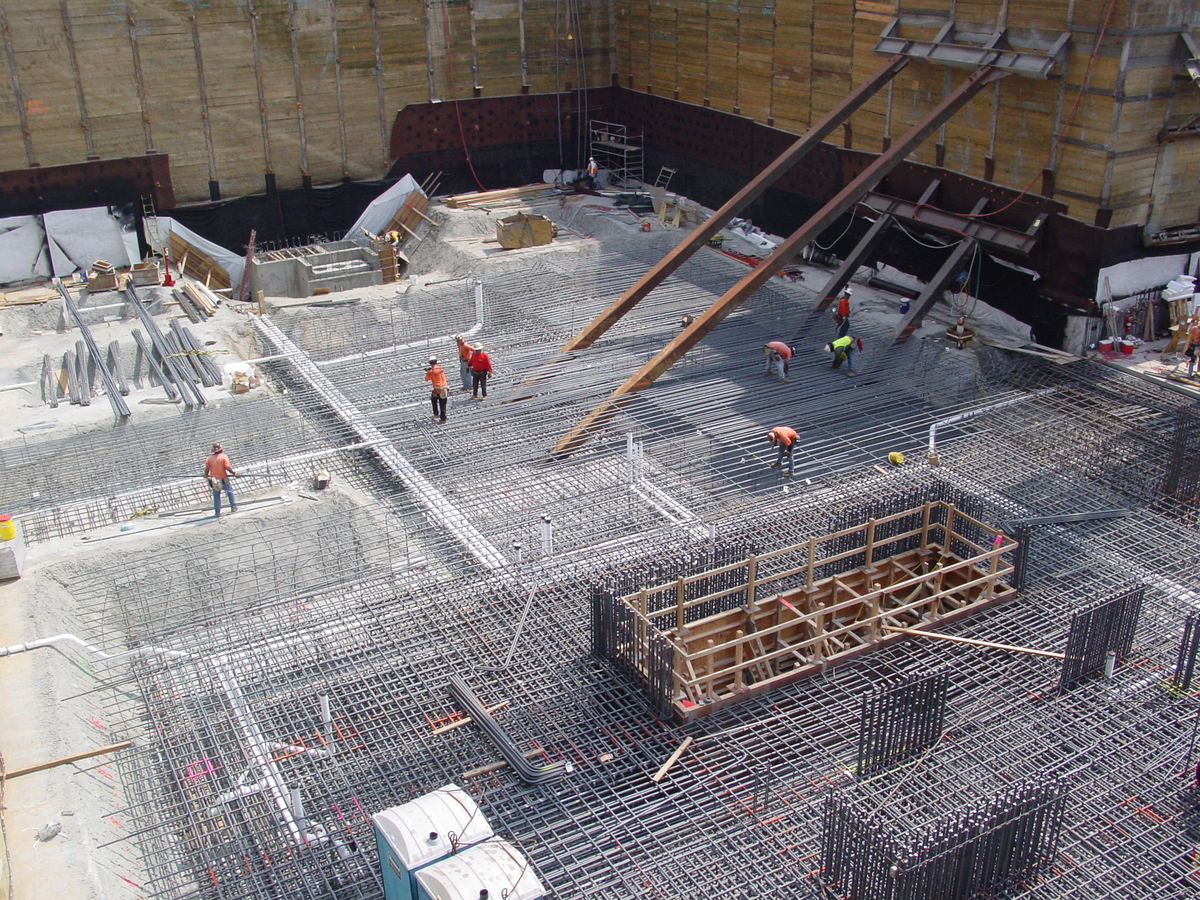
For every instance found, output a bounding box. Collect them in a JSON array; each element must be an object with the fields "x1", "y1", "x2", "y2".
[{"x1": 5, "y1": 741, "x2": 133, "y2": 779}]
